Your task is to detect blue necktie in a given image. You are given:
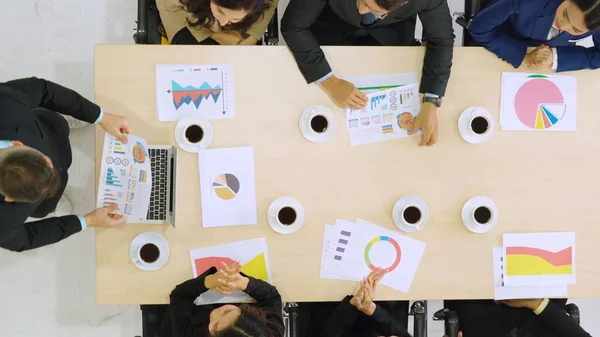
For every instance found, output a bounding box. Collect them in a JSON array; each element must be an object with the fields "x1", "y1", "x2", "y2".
[{"x1": 361, "y1": 13, "x2": 377, "y2": 26}]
